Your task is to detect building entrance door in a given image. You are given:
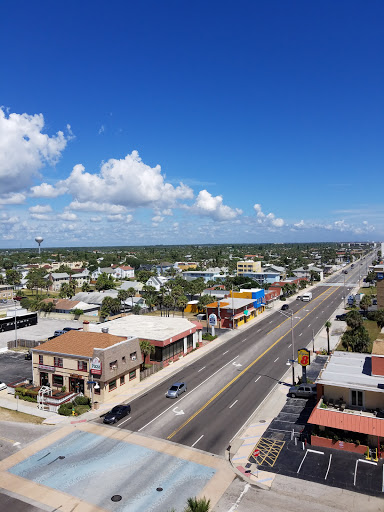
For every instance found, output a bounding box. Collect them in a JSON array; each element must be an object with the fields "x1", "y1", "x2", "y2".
[
  {"x1": 69, "y1": 377, "x2": 84, "y2": 394},
  {"x1": 40, "y1": 372, "x2": 49, "y2": 386}
]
